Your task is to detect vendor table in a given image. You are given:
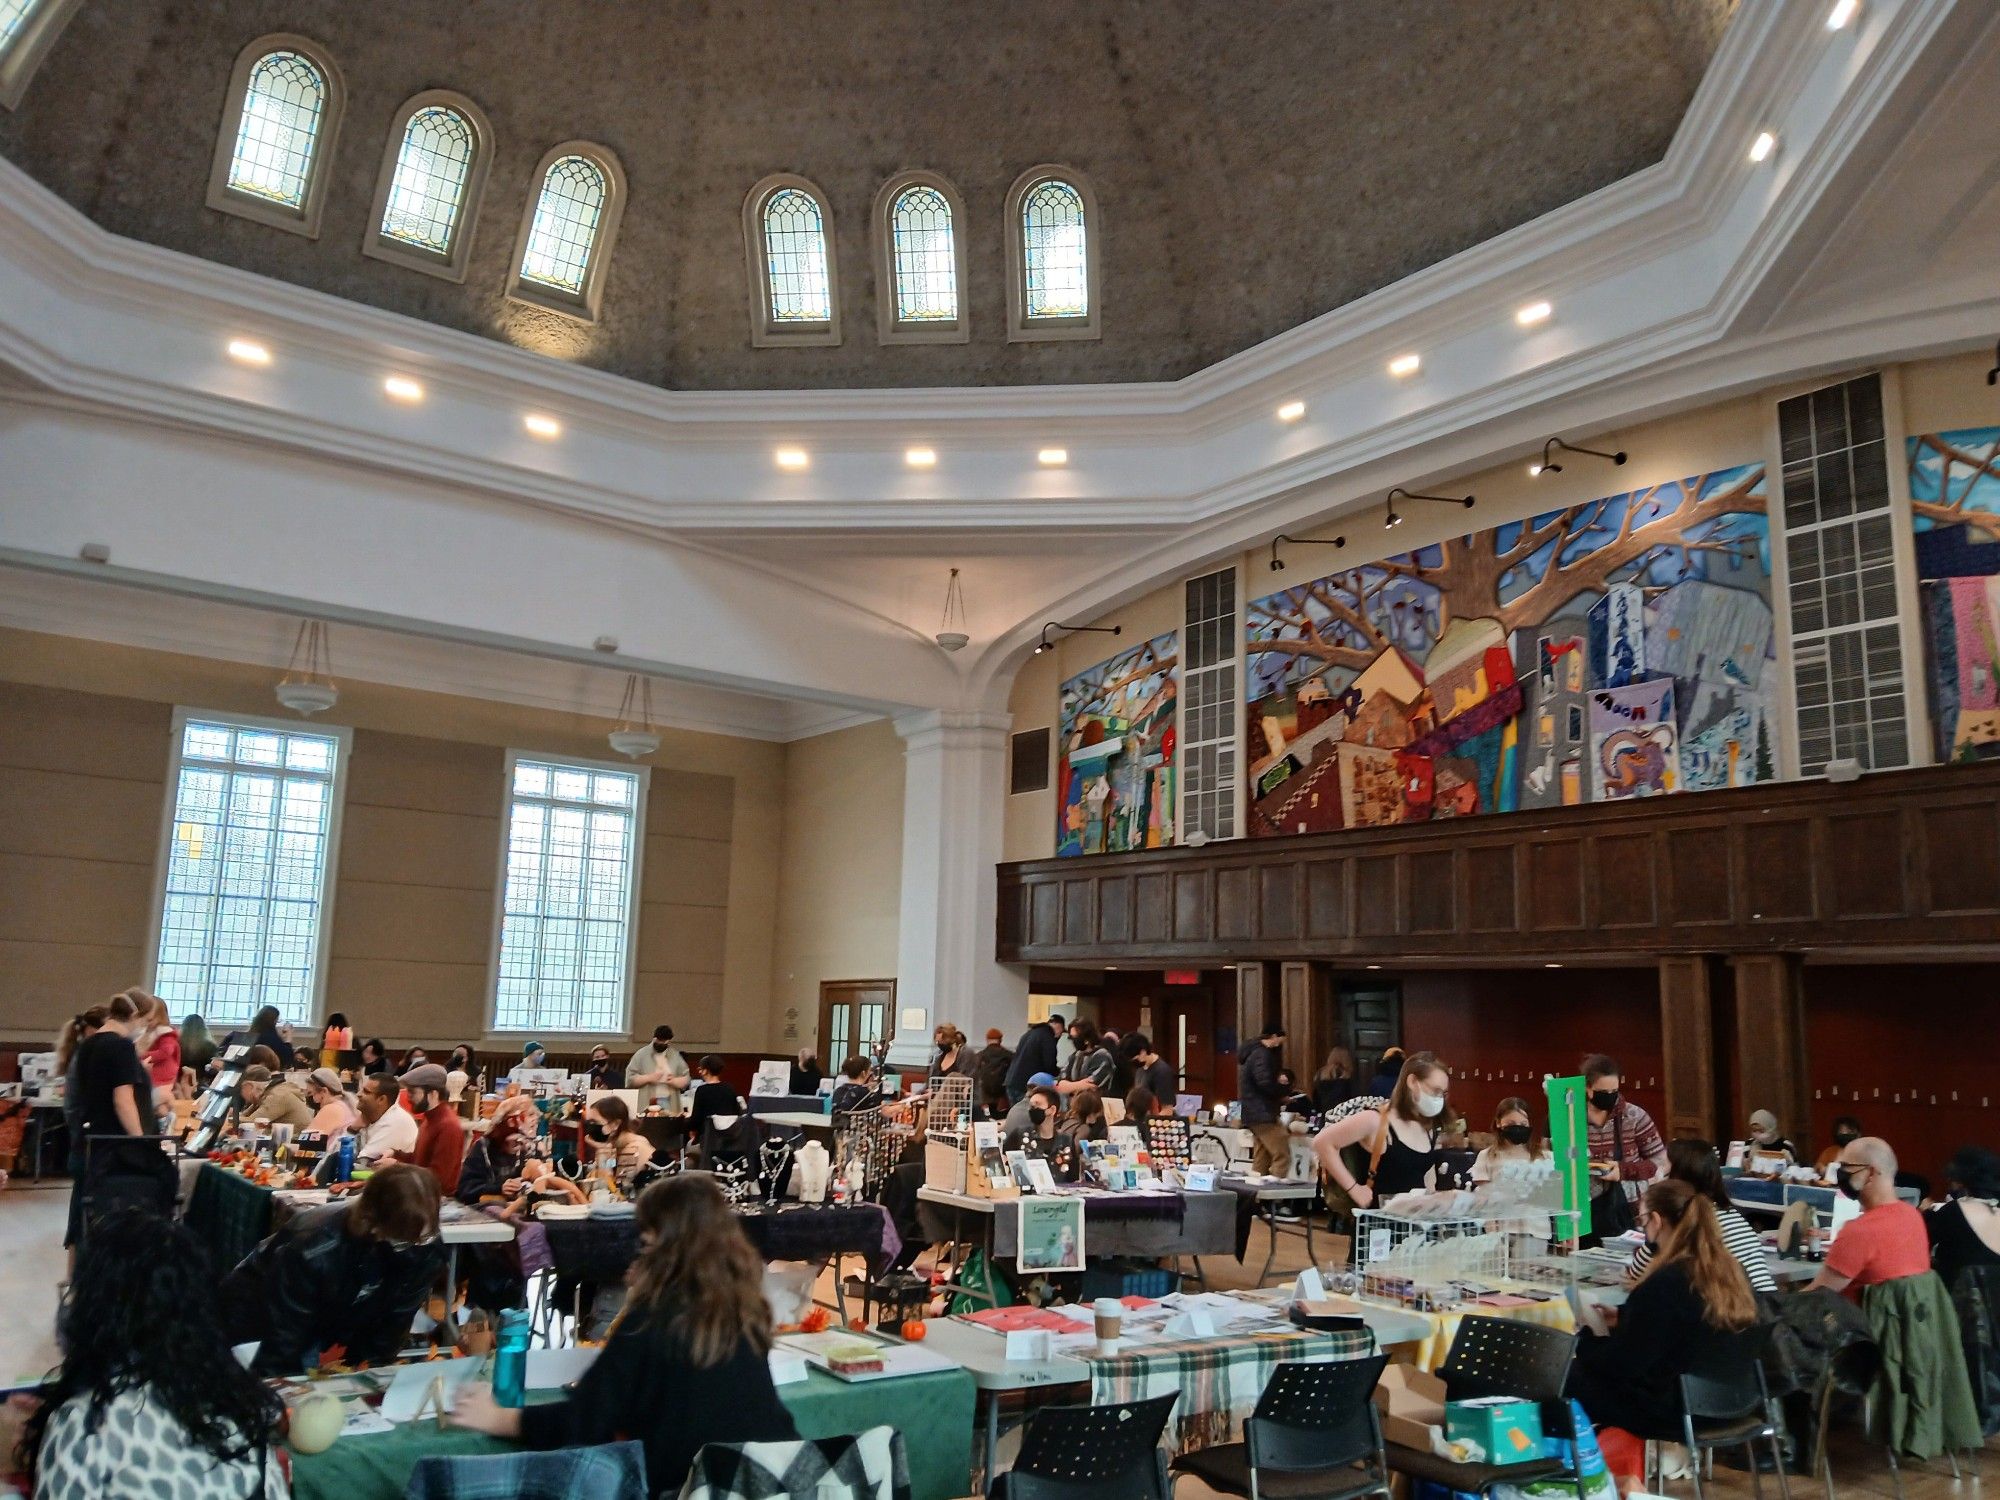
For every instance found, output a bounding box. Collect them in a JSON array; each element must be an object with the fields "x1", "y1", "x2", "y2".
[
  {"x1": 1217, "y1": 1177, "x2": 1323, "y2": 1285},
  {"x1": 181, "y1": 1160, "x2": 276, "y2": 1269},
  {"x1": 288, "y1": 1361, "x2": 977, "y2": 1500},
  {"x1": 916, "y1": 1186, "x2": 1236, "y2": 1276},
  {"x1": 1726, "y1": 1174, "x2": 1920, "y2": 1219},
  {"x1": 1091, "y1": 1323, "x2": 1375, "y2": 1452},
  {"x1": 746, "y1": 1094, "x2": 828, "y2": 1118},
  {"x1": 1375, "y1": 1291, "x2": 1577, "y2": 1372}
]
